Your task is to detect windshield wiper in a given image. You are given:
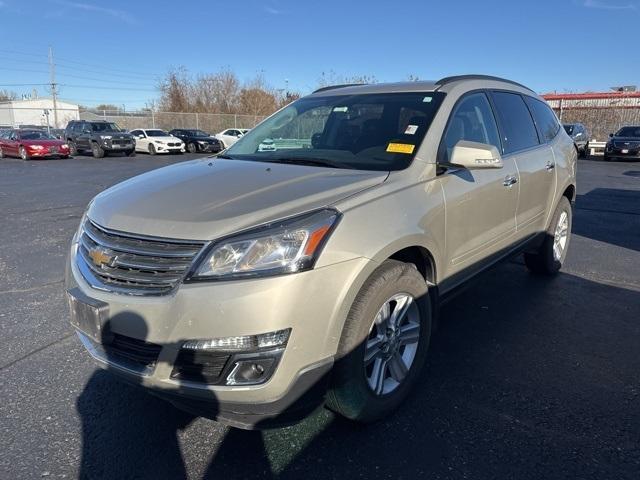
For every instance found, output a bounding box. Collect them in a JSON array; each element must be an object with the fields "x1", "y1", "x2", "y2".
[
  {"x1": 215, "y1": 154, "x2": 234, "y2": 159},
  {"x1": 265, "y1": 157, "x2": 349, "y2": 169}
]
